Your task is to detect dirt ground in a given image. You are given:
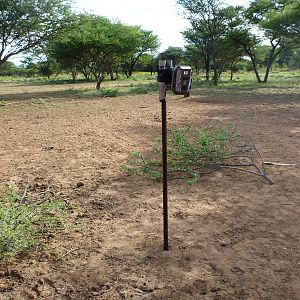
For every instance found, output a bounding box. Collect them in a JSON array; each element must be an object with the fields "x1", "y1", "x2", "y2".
[{"x1": 0, "y1": 81, "x2": 299, "y2": 300}]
